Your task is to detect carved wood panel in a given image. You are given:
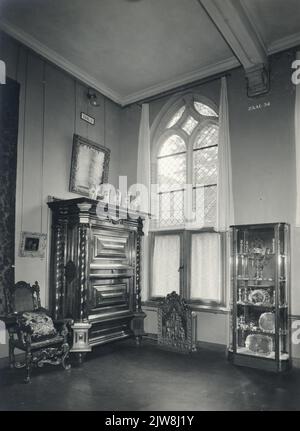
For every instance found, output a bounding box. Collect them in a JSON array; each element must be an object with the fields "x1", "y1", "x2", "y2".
[
  {"x1": 91, "y1": 228, "x2": 131, "y2": 268},
  {"x1": 158, "y1": 291, "x2": 197, "y2": 353},
  {"x1": 89, "y1": 279, "x2": 131, "y2": 316}
]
